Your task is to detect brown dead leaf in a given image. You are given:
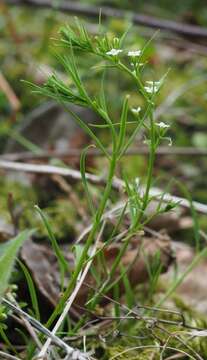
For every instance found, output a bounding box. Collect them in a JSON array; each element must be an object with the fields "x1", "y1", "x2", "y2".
[
  {"x1": 21, "y1": 240, "x2": 62, "y2": 306},
  {"x1": 146, "y1": 201, "x2": 193, "y2": 234},
  {"x1": 162, "y1": 241, "x2": 207, "y2": 314},
  {"x1": 75, "y1": 234, "x2": 173, "y2": 307},
  {"x1": 21, "y1": 234, "x2": 173, "y2": 311}
]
